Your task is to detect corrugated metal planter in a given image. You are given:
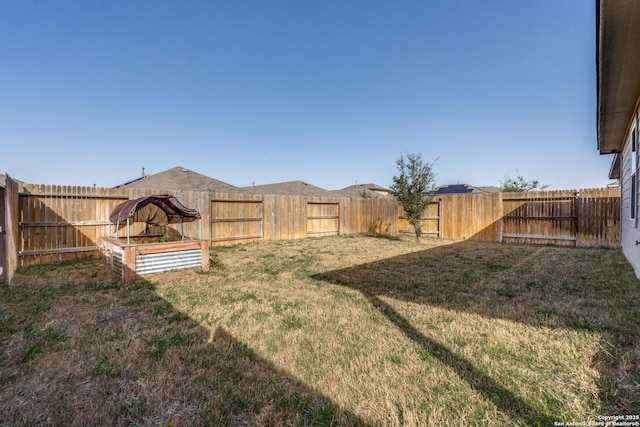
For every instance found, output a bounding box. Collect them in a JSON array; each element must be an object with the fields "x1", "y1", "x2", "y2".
[{"x1": 102, "y1": 238, "x2": 209, "y2": 283}]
